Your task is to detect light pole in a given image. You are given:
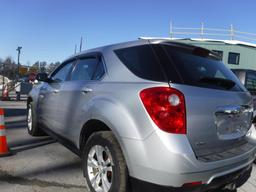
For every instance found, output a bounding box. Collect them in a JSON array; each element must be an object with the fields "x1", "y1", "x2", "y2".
[{"x1": 16, "y1": 46, "x2": 22, "y2": 79}]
